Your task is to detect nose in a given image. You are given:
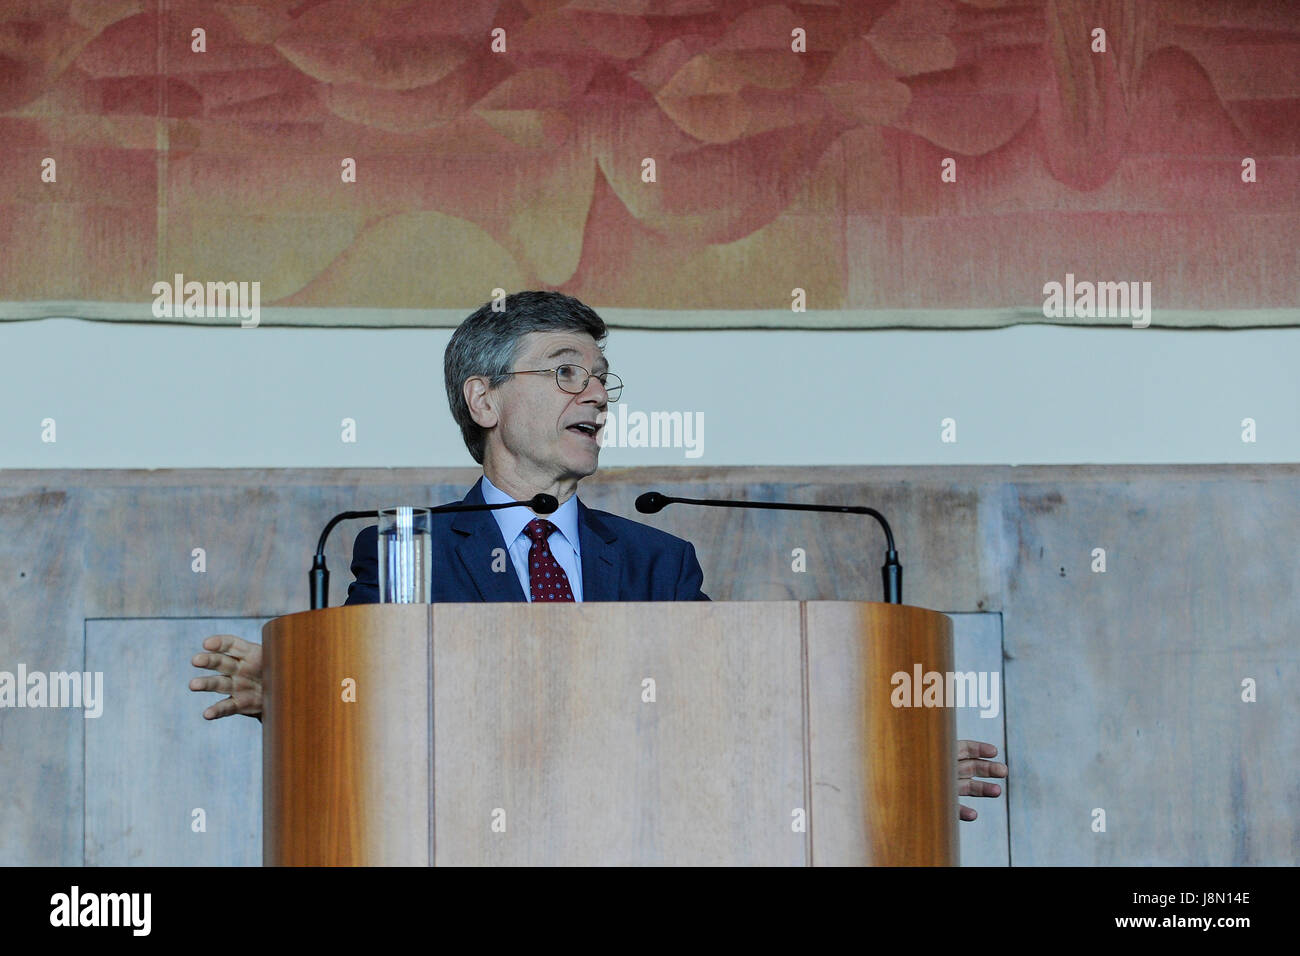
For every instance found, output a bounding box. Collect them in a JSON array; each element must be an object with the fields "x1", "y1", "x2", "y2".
[{"x1": 579, "y1": 374, "x2": 608, "y2": 405}]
